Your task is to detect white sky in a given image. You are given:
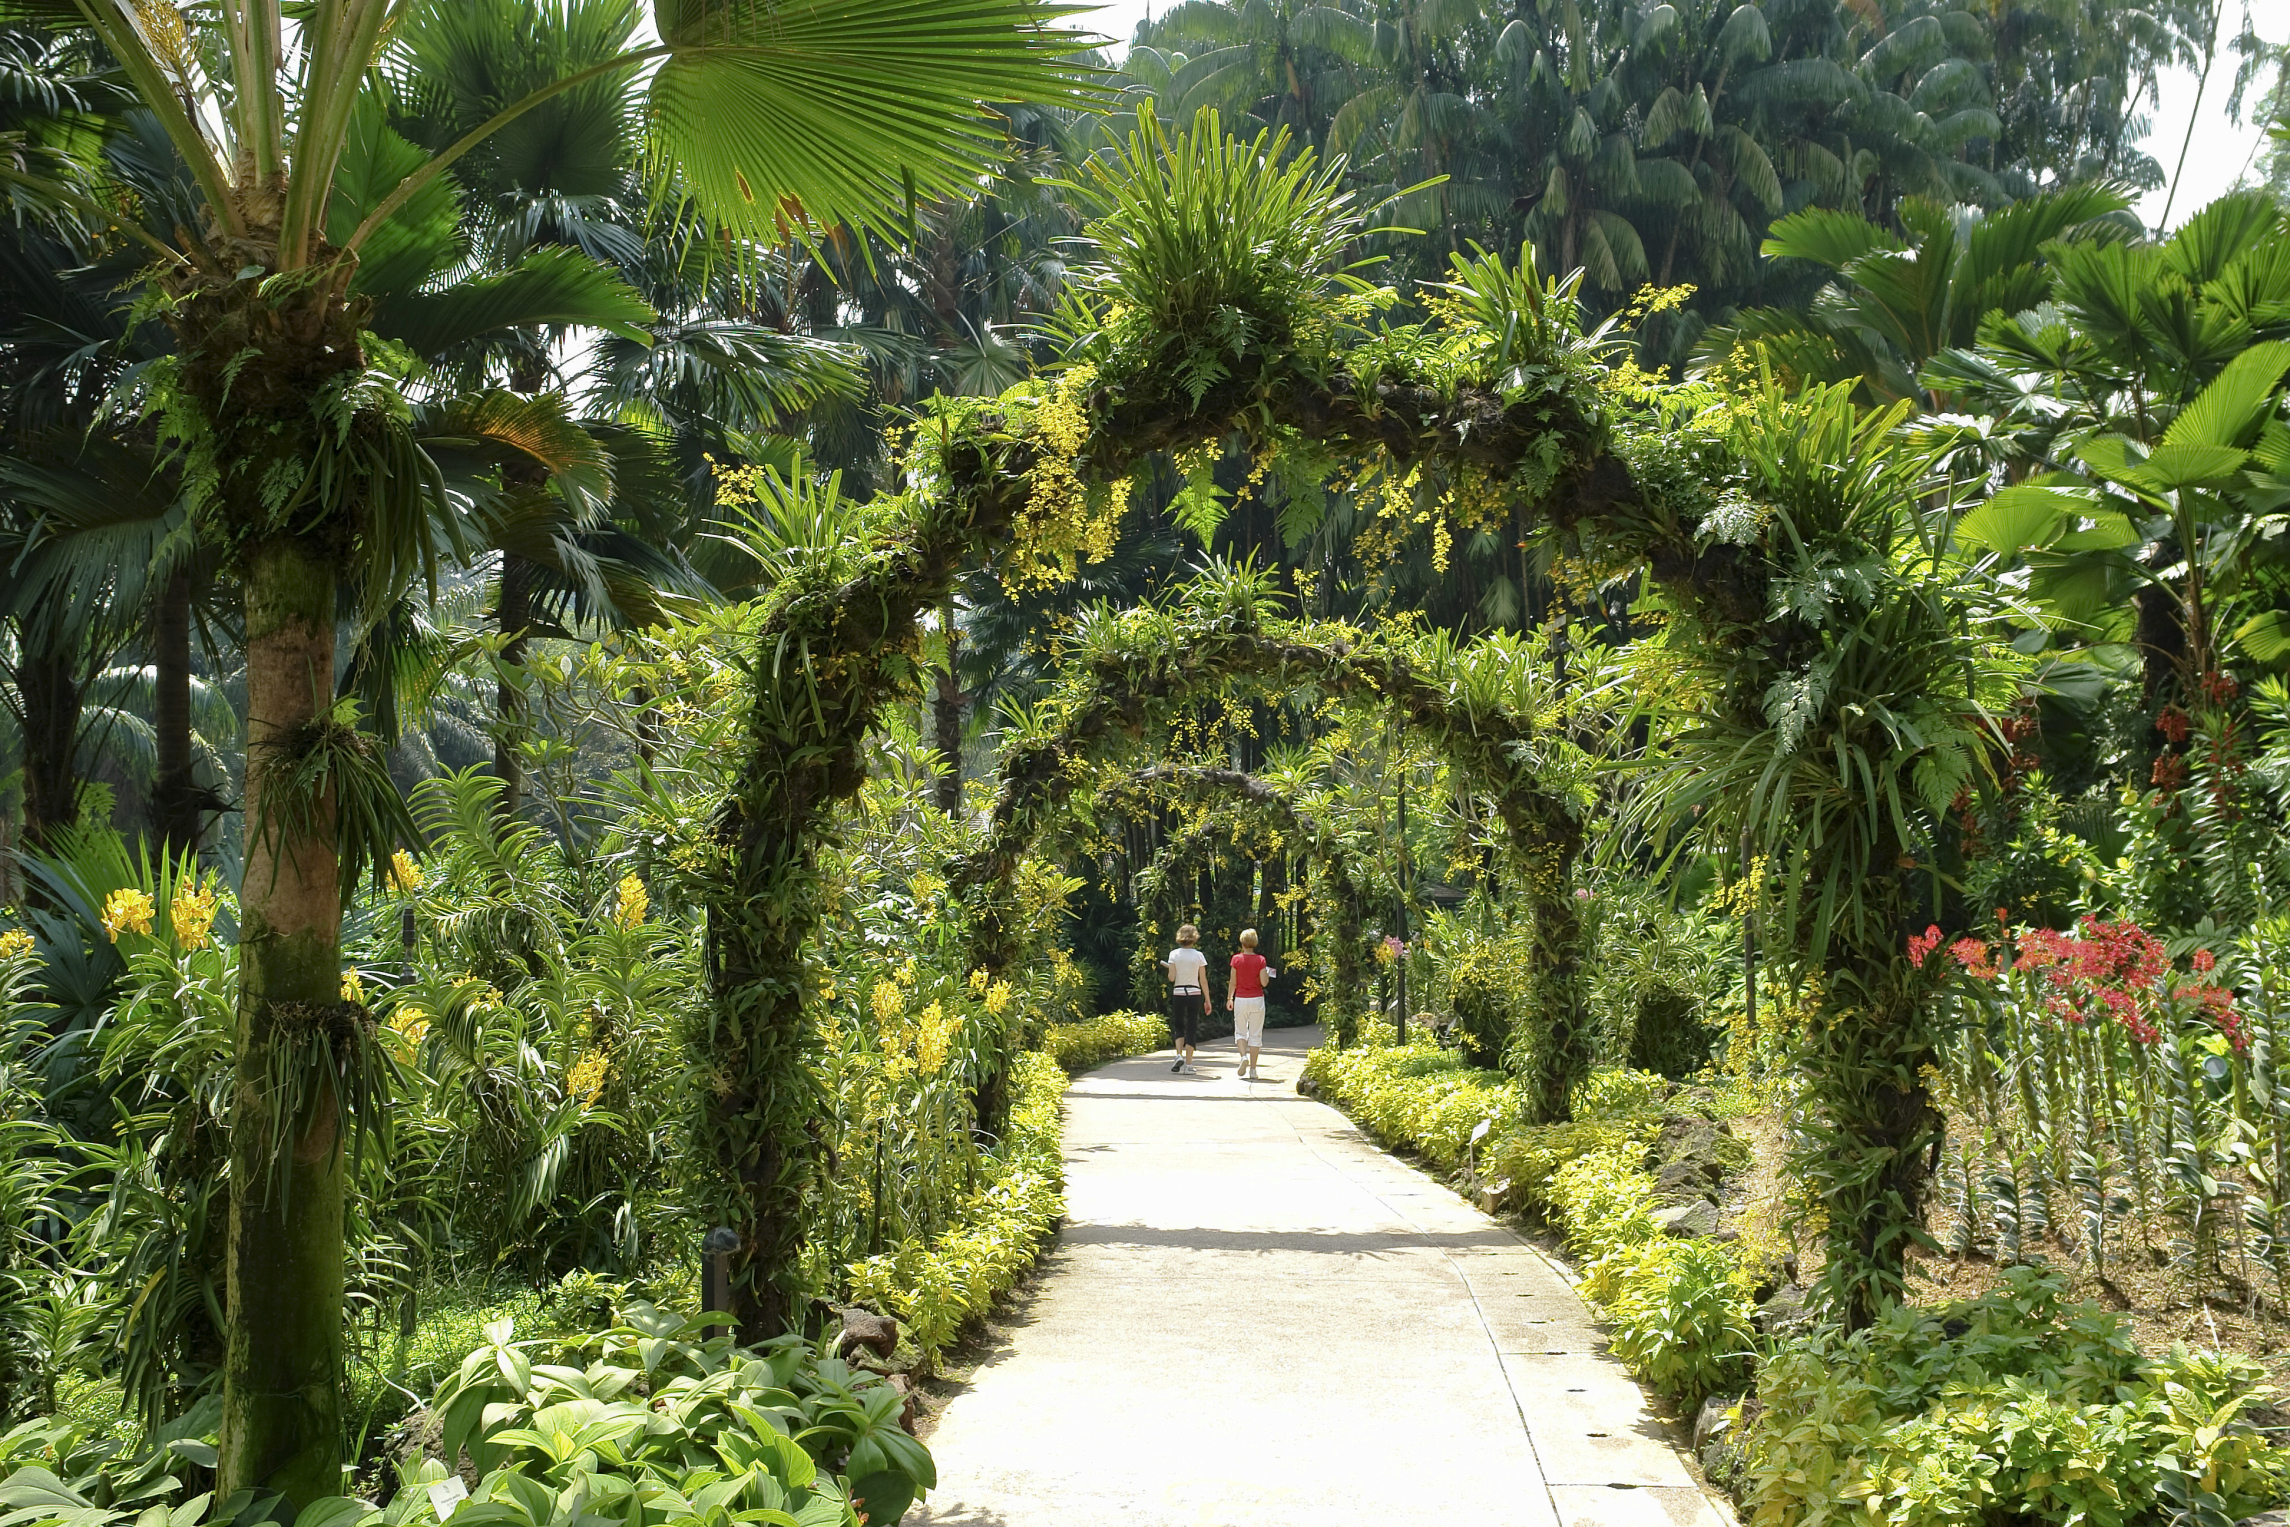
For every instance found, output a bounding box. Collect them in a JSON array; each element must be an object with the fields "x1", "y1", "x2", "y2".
[{"x1": 1074, "y1": 0, "x2": 2282, "y2": 233}]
